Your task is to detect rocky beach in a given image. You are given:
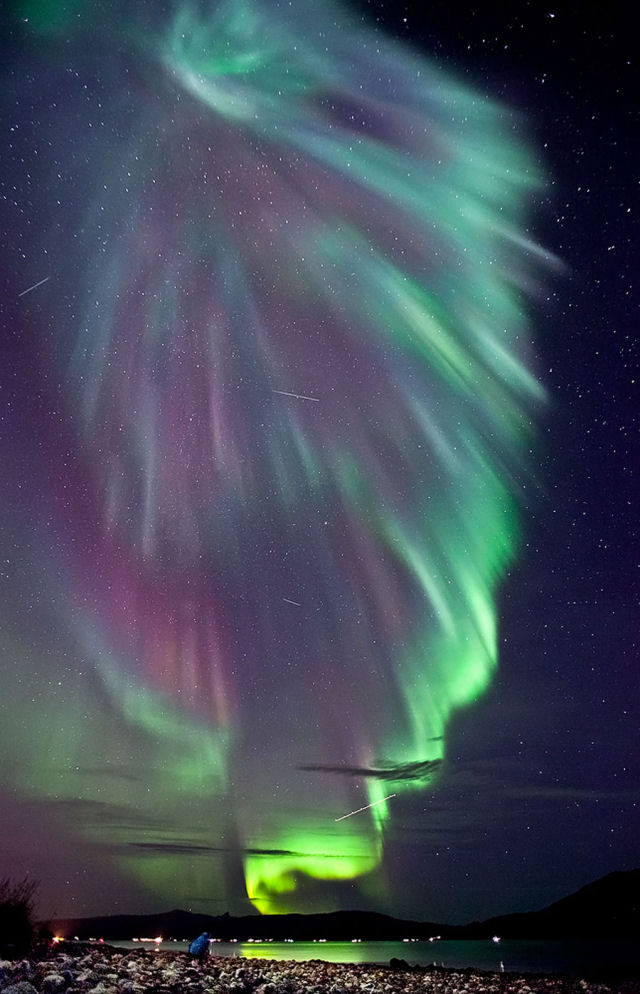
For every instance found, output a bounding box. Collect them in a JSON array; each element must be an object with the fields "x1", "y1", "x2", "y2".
[{"x1": 1, "y1": 945, "x2": 638, "y2": 994}]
